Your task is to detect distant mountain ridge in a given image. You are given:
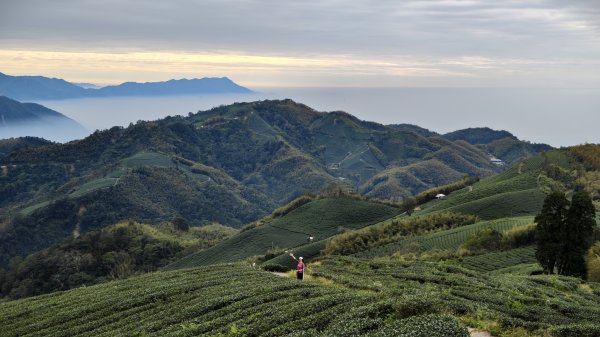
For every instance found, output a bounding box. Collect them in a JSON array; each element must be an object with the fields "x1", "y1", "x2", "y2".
[
  {"x1": 0, "y1": 72, "x2": 253, "y2": 100},
  {"x1": 0, "y1": 96, "x2": 88, "y2": 141}
]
